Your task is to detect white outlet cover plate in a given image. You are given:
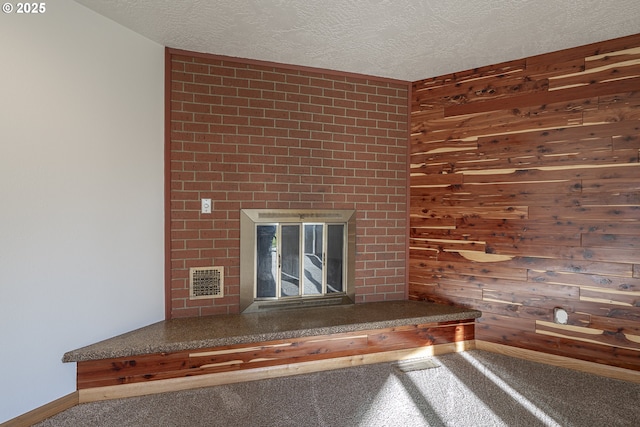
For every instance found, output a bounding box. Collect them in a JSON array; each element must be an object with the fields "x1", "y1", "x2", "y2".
[{"x1": 201, "y1": 198, "x2": 212, "y2": 214}]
